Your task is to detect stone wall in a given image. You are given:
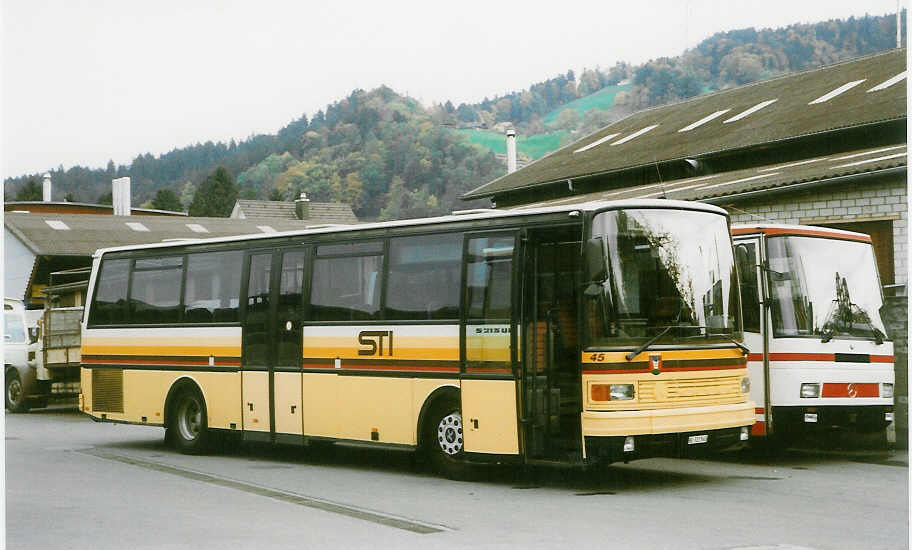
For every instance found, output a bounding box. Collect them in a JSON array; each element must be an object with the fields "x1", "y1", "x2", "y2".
[{"x1": 882, "y1": 295, "x2": 908, "y2": 448}]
